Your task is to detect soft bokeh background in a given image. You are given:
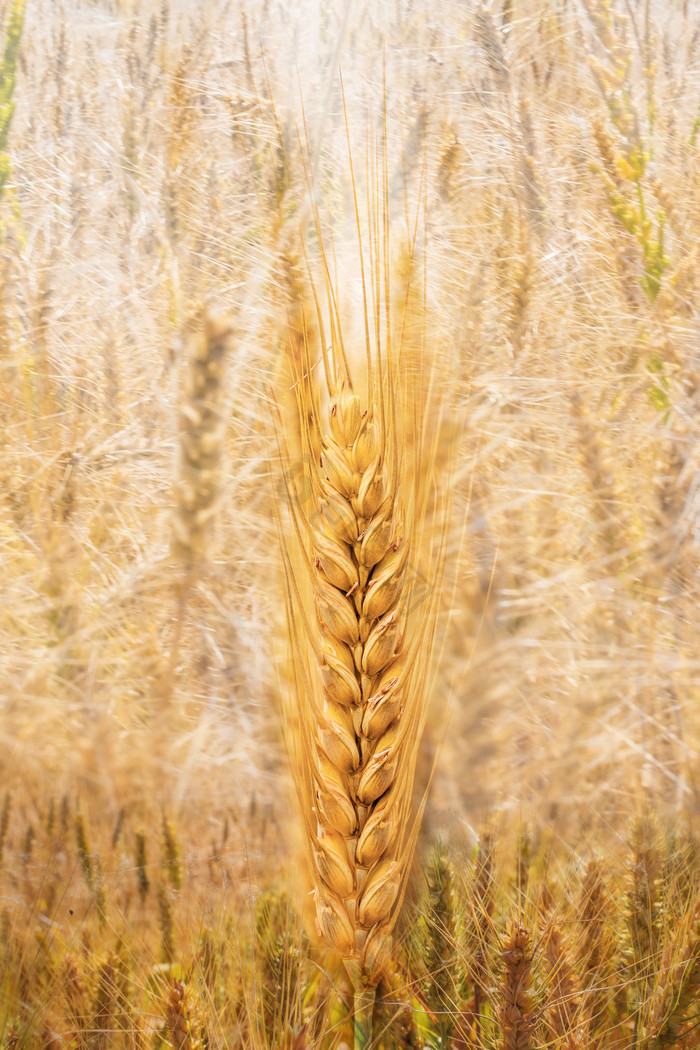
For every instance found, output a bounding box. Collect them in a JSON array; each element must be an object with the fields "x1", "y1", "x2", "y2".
[{"x1": 2, "y1": 0, "x2": 699, "y2": 894}]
